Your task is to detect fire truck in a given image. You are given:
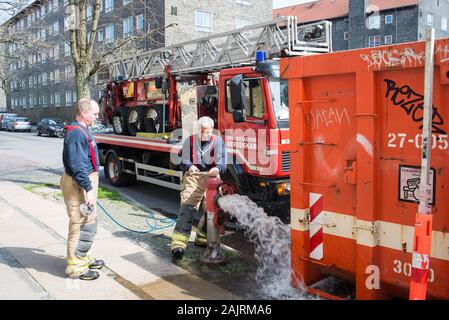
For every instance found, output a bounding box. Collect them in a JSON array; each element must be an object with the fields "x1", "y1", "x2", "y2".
[{"x1": 93, "y1": 17, "x2": 332, "y2": 218}]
